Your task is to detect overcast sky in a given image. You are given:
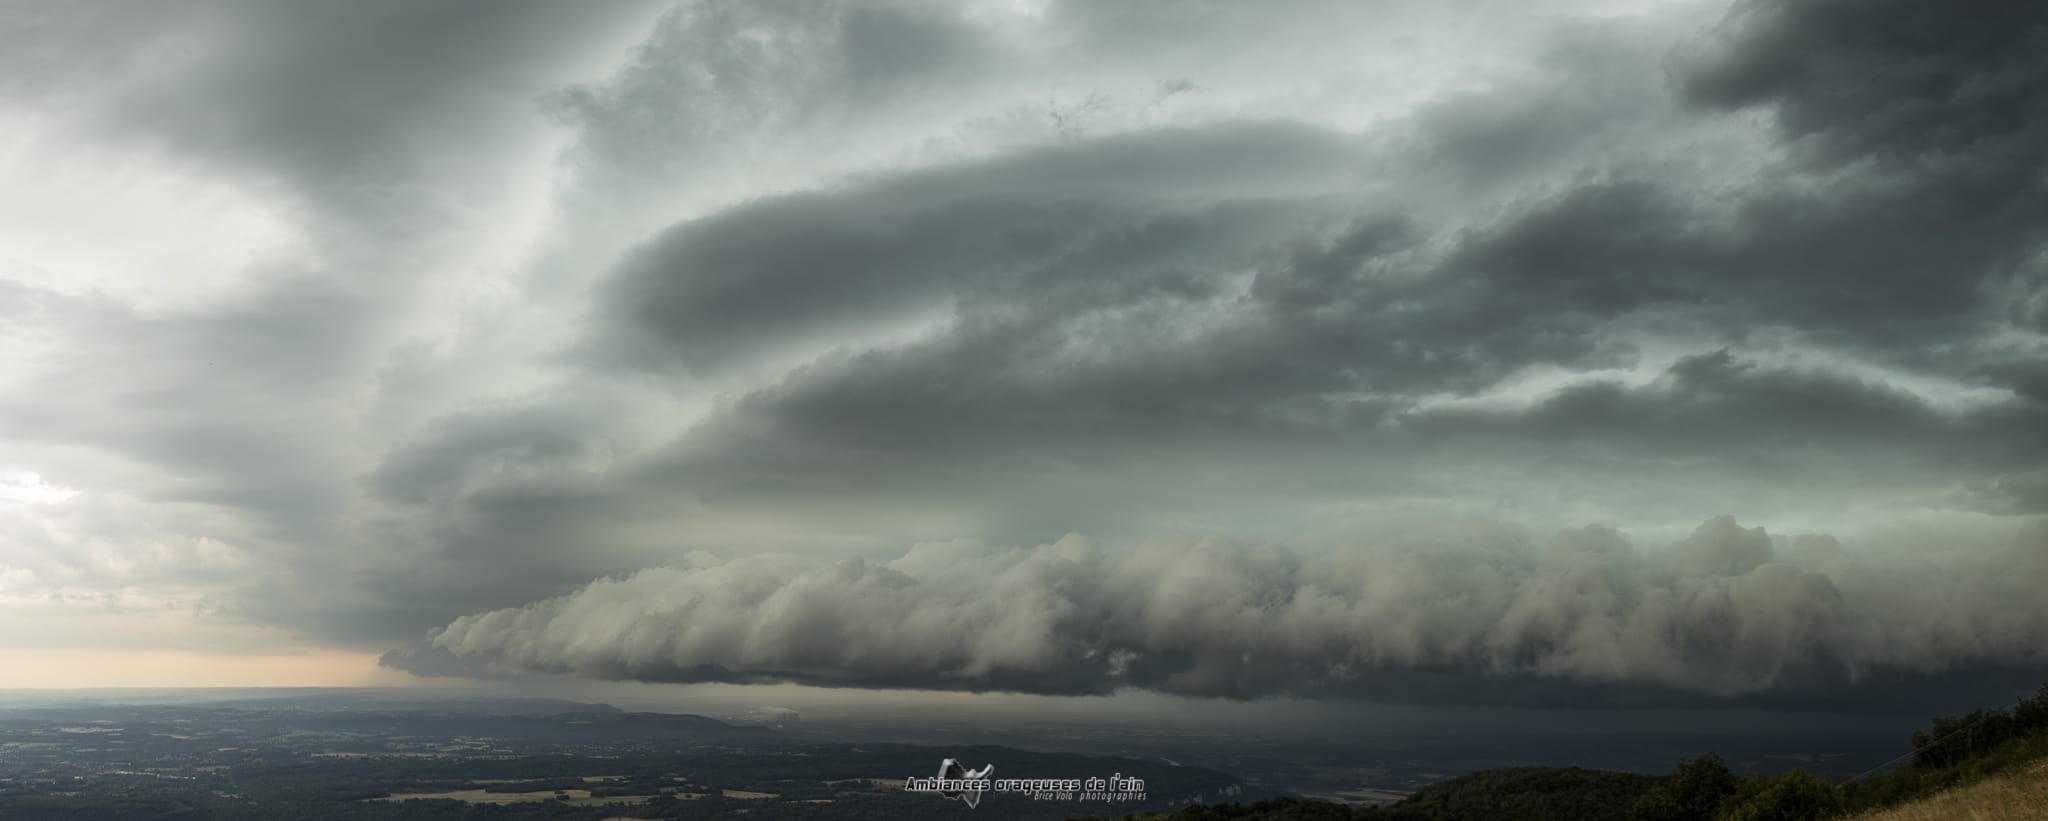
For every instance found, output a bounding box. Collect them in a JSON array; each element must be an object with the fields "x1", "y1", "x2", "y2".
[{"x1": 2, "y1": 0, "x2": 2045, "y2": 709}]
